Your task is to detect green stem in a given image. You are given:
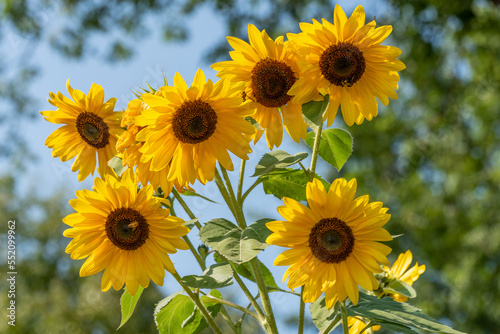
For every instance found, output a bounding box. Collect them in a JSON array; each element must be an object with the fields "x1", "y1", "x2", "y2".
[
  {"x1": 203, "y1": 294, "x2": 260, "y2": 322},
  {"x1": 321, "y1": 314, "x2": 342, "y2": 334},
  {"x1": 214, "y1": 169, "x2": 240, "y2": 223},
  {"x1": 237, "y1": 159, "x2": 246, "y2": 203},
  {"x1": 232, "y1": 267, "x2": 266, "y2": 321},
  {"x1": 340, "y1": 301, "x2": 349, "y2": 334},
  {"x1": 172, "y1": 188, "x2": 202, "y2": 230},
  {"x1": 219, "y1": 164, "x2": 246, "y2": 228},
  {"x1": 172, "y1": 272, "x2": 223, "y2": 334},
  {"x1": 298, "y1": 286, "x2": 305, "y2": 334},
  {"x1": 182, "y1": 235, "x2": 206, "y2": 271},
  {"x1": 250, "y1": 258, "x2": 279, "y2": 334},
  {"x1": 241, "y1": 177, "x2": 264, "y2": 203},
  {"x1": 309, "y1": 120, "x2": 323, "y2": 177}
]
